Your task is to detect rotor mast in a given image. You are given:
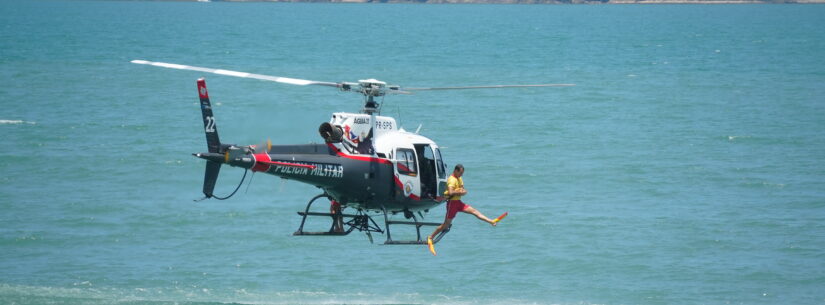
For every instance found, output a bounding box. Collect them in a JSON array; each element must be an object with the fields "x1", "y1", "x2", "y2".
[
  {"x1": 354, "y1": 79, "x2": 386, "y2": 158},
  {"x1": 347, "y1": 79, "x2": 388, "y2": 115}
]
